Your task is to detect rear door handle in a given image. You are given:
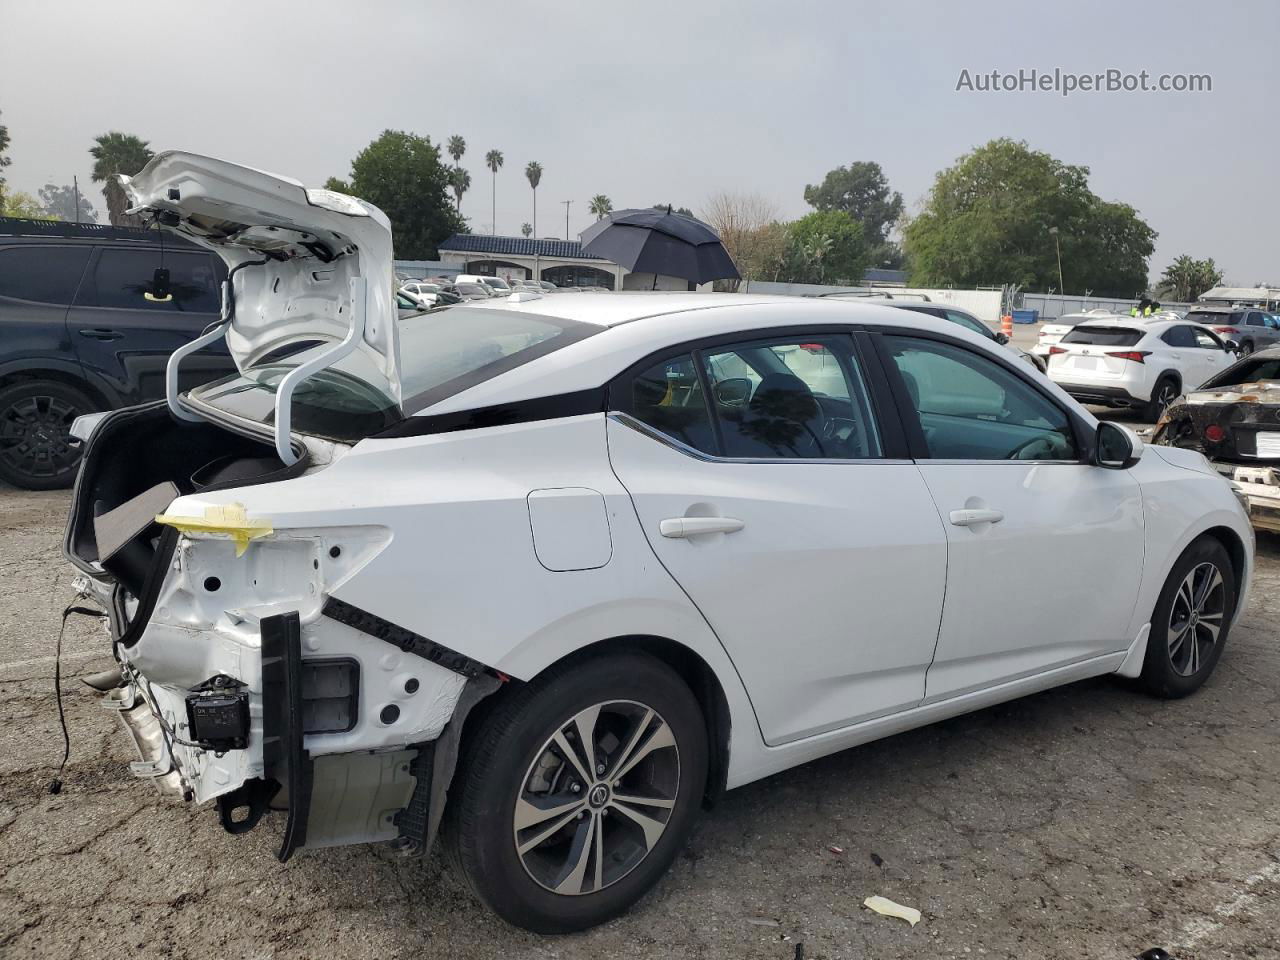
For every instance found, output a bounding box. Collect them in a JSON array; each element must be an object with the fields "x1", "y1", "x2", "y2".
[
  {"x1": 659, "y1": 517, "x2": 745, "y2": 538},
  {"x1": 79, "y1": 328, "x2": 123, "y2": 341},
  {"x1": 949, "y1": 508, "x2": 1004, "y2": 527}
]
